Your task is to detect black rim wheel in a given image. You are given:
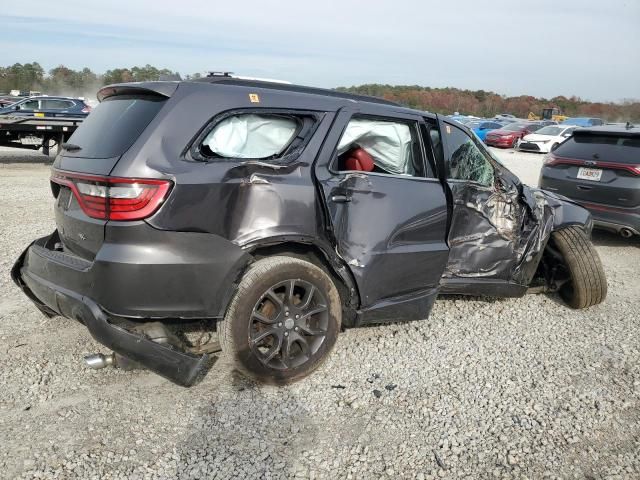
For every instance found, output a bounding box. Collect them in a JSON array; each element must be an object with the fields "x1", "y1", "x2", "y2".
[{"x1": 249, "y1": 279, "x2": 329, "y2": 370}]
